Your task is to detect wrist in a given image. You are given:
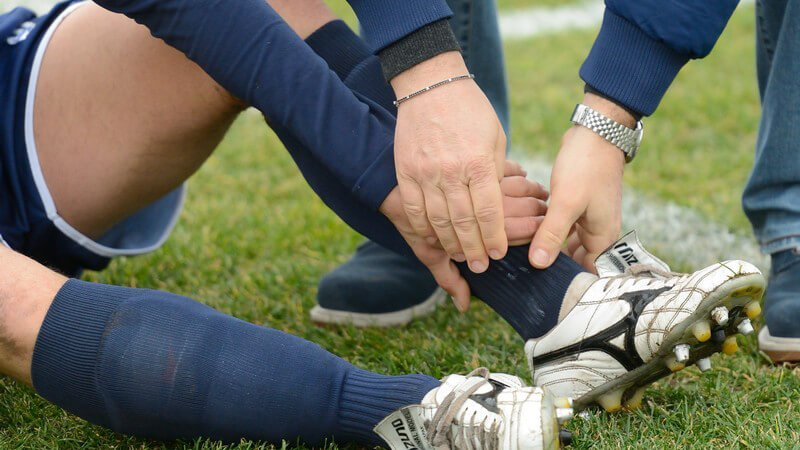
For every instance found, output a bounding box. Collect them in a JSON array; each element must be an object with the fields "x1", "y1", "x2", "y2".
[
  {"x1": 389, "y1": 51, "x2": 468, "y2": 98},
  {"x1": 582, "y1": 92, "x2": 637, "y2": 129}
]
